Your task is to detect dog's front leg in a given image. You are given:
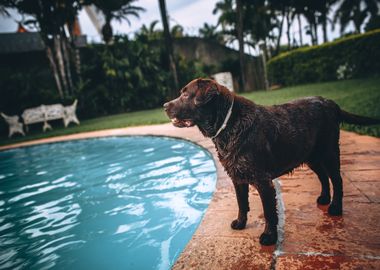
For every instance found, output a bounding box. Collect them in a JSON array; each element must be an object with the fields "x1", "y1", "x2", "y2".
[
  {"x1": 231, "y1": 183, "x2": 250, "y2": 230},
  {"x1": 255, "y1": 181, "x2": 278, "y2": 246}
]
